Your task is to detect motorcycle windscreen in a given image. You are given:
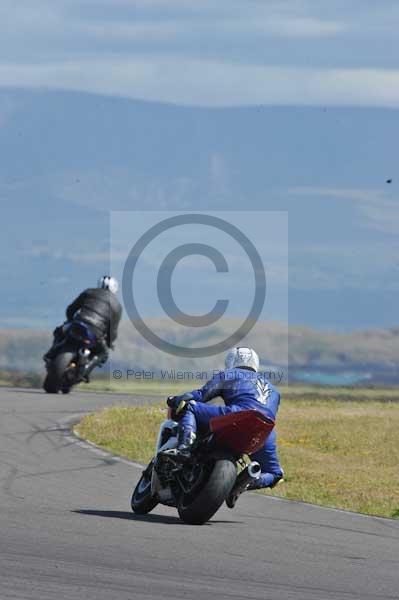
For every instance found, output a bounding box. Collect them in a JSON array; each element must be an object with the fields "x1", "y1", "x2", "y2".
[{"x1": 209, "y1": 410, "x2": 275, "y2": 455}]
